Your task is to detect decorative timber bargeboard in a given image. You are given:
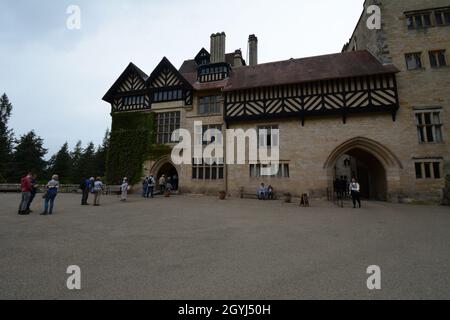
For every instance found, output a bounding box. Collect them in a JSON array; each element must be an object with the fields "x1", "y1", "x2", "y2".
[{"x1": 224, "y1": 73, "x2": 400, "y2": 125}]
